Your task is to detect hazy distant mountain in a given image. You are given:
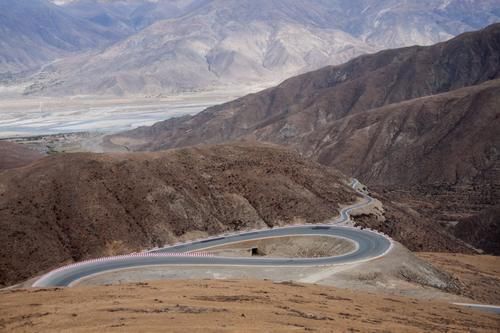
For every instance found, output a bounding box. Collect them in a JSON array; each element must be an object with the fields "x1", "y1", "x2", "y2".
[
  {"x1": 324, "y1": 0, "x2": 500, "y2": 48},
  {"x1": 25, "y1": 0, "x2": 375, "y2": 95},
  {"x1": 58, "y1": 0, "x2": 209, "y2": 33},
  {"x1": 0, "y1": 0, "x2": 121, "y2": 75},
  {"x1": 0, "y1": 0, "x2": 204, "y2": 76},
  {"x1": 14, "y1": 0, "x2": 500, "y2": 95}
]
